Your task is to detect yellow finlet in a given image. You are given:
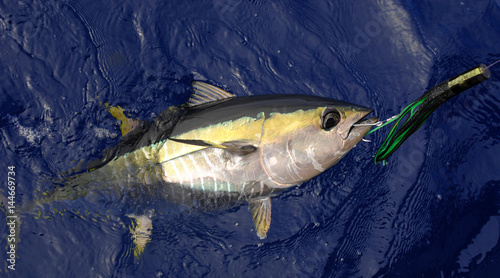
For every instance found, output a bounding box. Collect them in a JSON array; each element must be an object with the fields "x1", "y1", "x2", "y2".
[{"x1": 103, "y1": 103, "x2": 139, "y2": 136}]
